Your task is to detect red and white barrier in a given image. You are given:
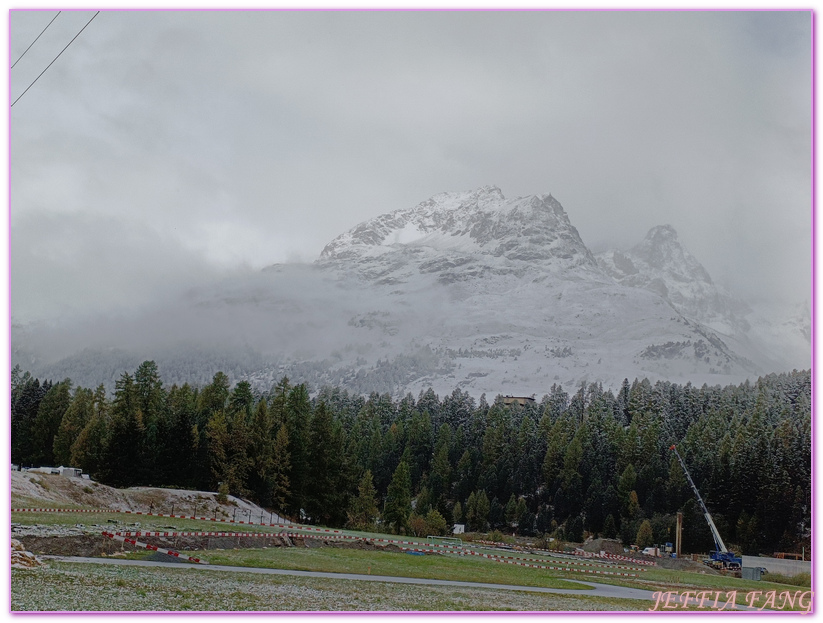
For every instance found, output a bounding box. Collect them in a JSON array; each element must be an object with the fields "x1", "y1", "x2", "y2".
[
  {"x1": 467, "y1": 552, "x2": 645, "y2": 572},
  {"x1": 600, "y1": 552, "x2": 657, "y2": 566},
  {"x1": 12, "y1": 507, "x2": 342, "y2": 534},
  {"x1": 19, "y1": 508, "x2": 648, "y2": 575},
  {"x1": 107, "y1": 530, "x2": 640, "y2": 577},
  {"x1": 456, "y1": 549, "x2": 639, "y2": 577},
  {"x1": 101, "y1": 531, "x2": 207, "y2": 564}
]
